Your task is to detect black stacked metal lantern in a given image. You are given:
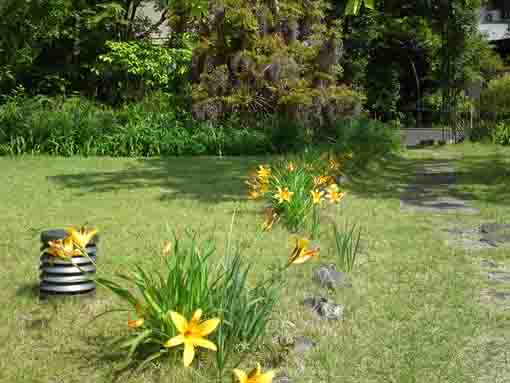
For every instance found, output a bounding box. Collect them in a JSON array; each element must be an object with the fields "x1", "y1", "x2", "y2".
[{"x1": 39, "y1": 229, "x2": 98, "y2": 298}]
